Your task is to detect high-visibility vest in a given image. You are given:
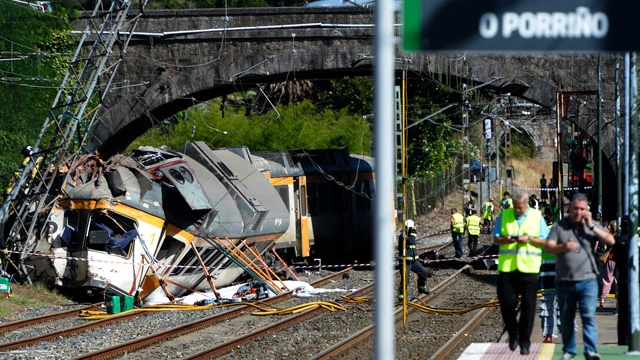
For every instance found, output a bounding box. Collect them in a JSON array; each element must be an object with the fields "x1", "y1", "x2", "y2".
[
  {"x1": 539, "y1": 251, "x2": 556, "y2": 291},
  {"x1": 498, "y1": 208, "x2": 543, "y2": 273},
  {"x1": 466, "y1": 215, "x2": 482, "y2": 235},
  {"x1": 451, "y1": 213, "x2": 465, "y2": 233},
  {"x1": 482, "y1": 202, "x2": 493, "y2": 220}
]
